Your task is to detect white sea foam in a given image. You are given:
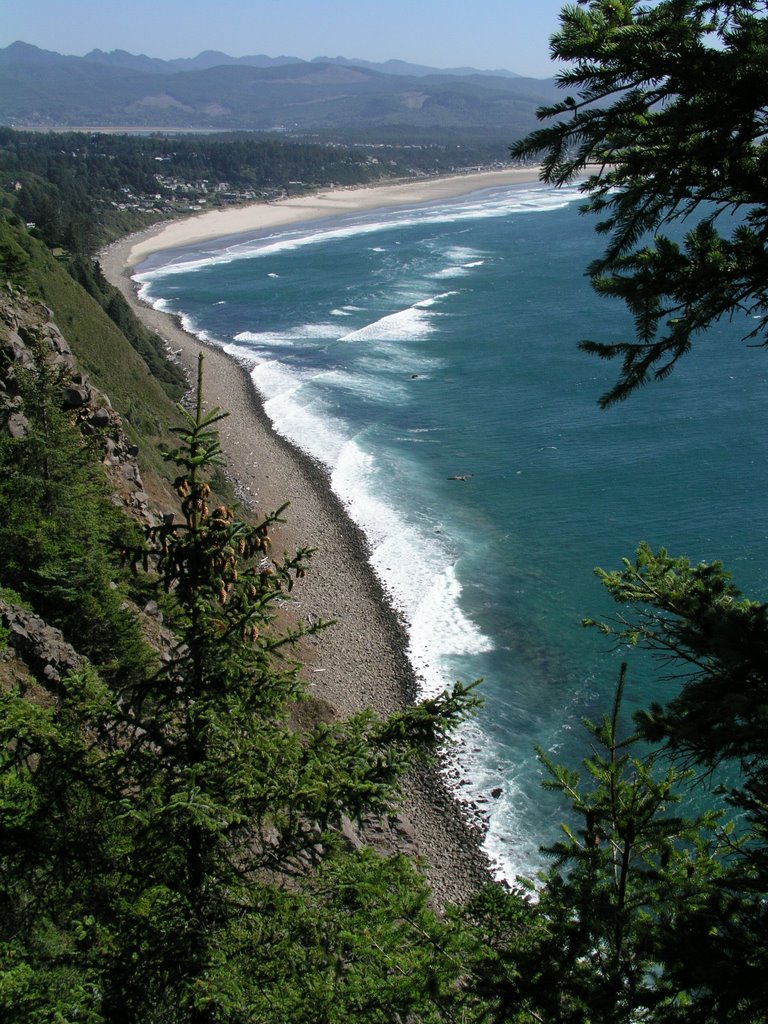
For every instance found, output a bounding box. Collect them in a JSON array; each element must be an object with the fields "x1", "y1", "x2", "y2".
[
  {"x1": 321, "y1": 369, "x2": 409, "y2": 405},
  {"x1": 355, "y1": 347, "x2": 445, "y2": 377},
  {"x1": 328, "y1": 441, "x2": 494, "y2": 695},
  {"x1": 443, "y1": 246, "x2": 485, "y2": 263},
  {"x1": 431, "y1": 266, "x2": 471, "y2": 278},
  {"x1": 252, "y1": 364, "x2": 350, "y2": 465},
  {"x1": 441, "y1": 719, "x2": 544, "y2": 881},
  {"x1": 249, "y1": 359, "x2": 302, "y2": 400},
  {"x1": 134, "y1": 183, "x2": 583, "y2": 281},
  {"x1": 233, "y1": 323, "x2": 340, "y2": 348},
  {"x1": 415, "y1": 291, "x2": 457, "y2": 308},
  {"x1": 340, "y1": 306, "x2": 435, "y2": 342},
  {"x1": 331, "y1": 442, "x2": 399, "y2": 547},
  {"x1": 428, "y1": 244, "x2": 487, "y2": 279},
  {"x1": 339, "y1": 292, "x2": 455, "y2": 344},
  {"x1": 137, "y1": 281, "x2": 172, "y2": 313},
  {"x1": 431, "y1": 258, "x2": 486, "y2": 279},
  {"x1": 394, "y1": 434, "x2": 441, "y2": 444},
  {"x1": 179, "y1": 312, "x2": 200, "y2": 336},
  {"x1": 394, "y1": 426, "x2": 444, "y2": 441},
  {"x1": 407, "y1": 566, "x2": 494, "y2": 697}
]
